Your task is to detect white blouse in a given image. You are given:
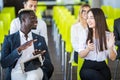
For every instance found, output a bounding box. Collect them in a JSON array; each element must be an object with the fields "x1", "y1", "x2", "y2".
[
  {"x1": 71, "y1": 23, "x2": 116, "y2": 62},
  {"x1": 71, "y1": 22, "x2": 88, "y2": 53}
]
